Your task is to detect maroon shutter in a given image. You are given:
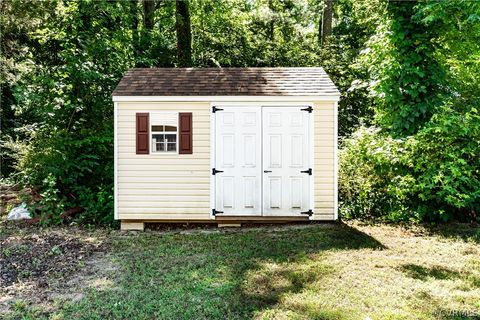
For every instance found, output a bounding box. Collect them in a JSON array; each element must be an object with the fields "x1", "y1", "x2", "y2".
[
  {"x1": 136, "y1": 113, "x2": 149, "y2": 154},
  {"x1": 179, "y1": 112, "x2": 193, "y2": 154}
]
